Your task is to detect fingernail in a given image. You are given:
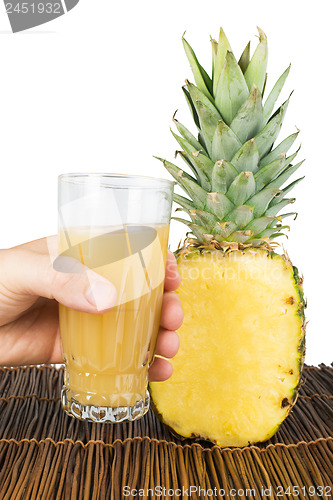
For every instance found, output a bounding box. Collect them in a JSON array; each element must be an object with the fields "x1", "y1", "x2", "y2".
[{"x1": 85, "y1": 281, "x2": 116, "y2": 310}]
